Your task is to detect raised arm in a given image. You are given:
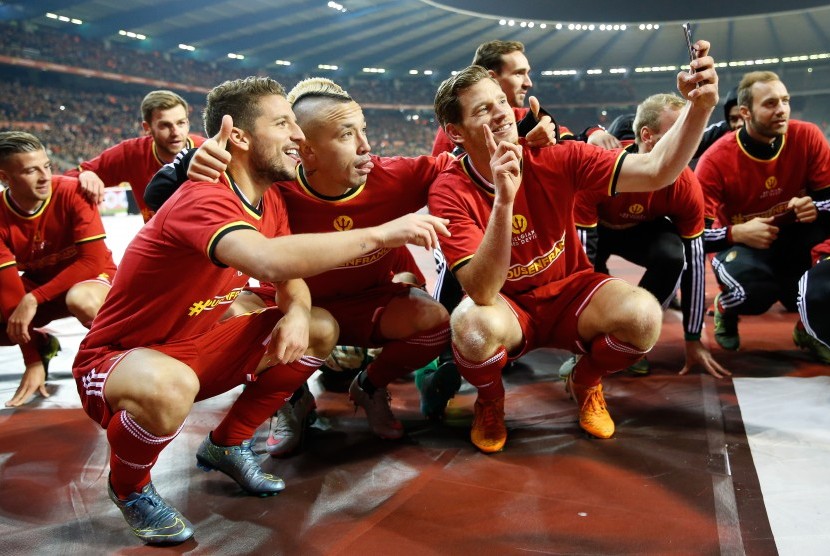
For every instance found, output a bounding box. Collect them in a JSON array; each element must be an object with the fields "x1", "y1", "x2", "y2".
[
  {"x1": 454, "y1": 125, "x2": 522, "y2": 305},
  {"x1": 616, "y1": 40, "x2": 719, "y2": 193}
]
